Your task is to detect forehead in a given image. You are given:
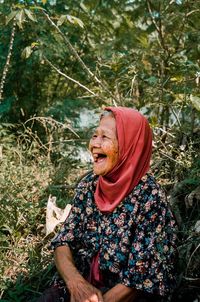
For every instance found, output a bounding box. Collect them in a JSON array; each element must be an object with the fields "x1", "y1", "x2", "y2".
[{"x1": 96, "y1": 116, "x2": 117, "y2": 134}]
